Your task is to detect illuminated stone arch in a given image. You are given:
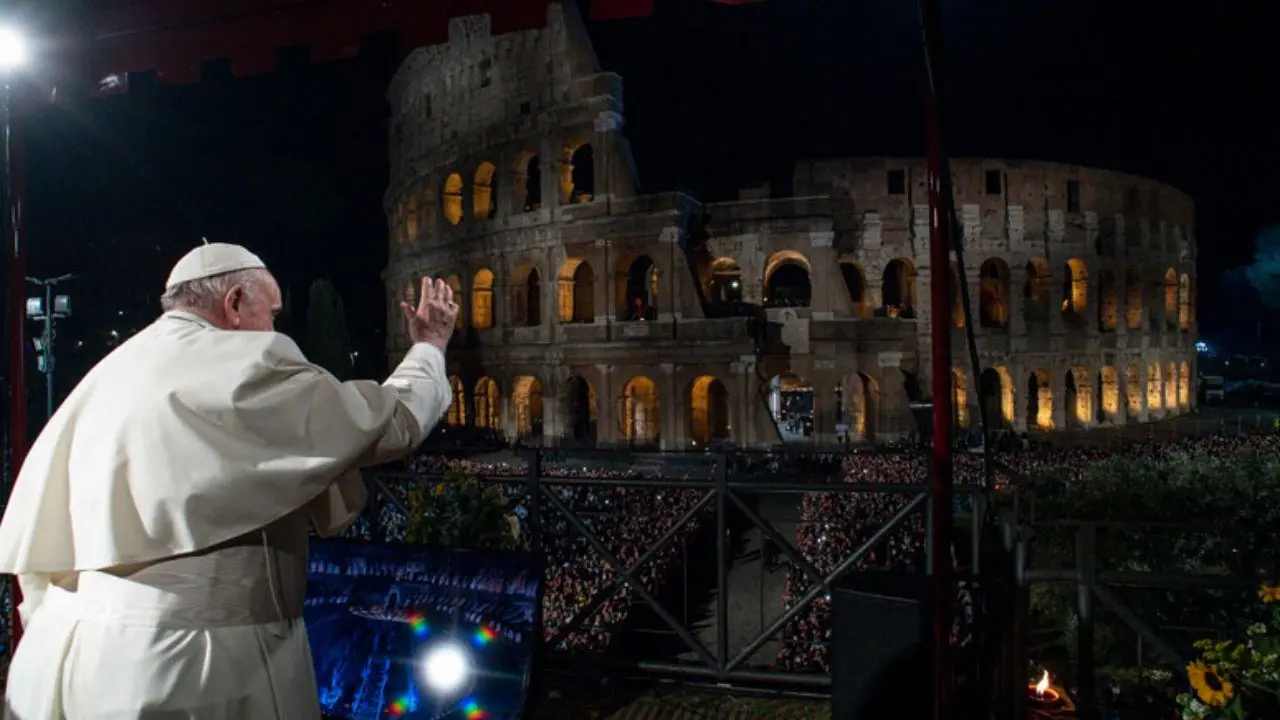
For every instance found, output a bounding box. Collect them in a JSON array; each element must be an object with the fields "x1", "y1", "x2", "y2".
[
  {"x1": 474, "y1": 377, "x2": 500, "y2": 429},
  {"x1": 442, "y1": 172, "x2": 464, "y2": 225},
  {"x1": 763, "y1": 250, "x2": 813, "y2": 308},
  {"x1": 1179, "y1": 361, "x2": 1191, "y2": 407},
  {"x1": 978, "y1": 258, "x2": 1010, "y2": 329},
  {"x1": 444, "y1": 275, "x2": 464, "y2": 329},
  {"x1": 979, "y1": 367, "x2": 1014, "y2": 428},
  {"x1": 473, "y1": 161, "x2": 497, "y2": 219},
  {"x1": 556, "y1": 258, "x2": 595, "y2": 323},
  {"x1": 768, "y1": 373, "x2": 814, "y2": 442},
  {"x1": 688, "y1": 375, "x2": 731, "y2": 445},
  {"x1": 839, "y1": 262, "x2": 869, "y2": 317},
  {"x1": 471, "y1": 269, "x2": 495, "y2": 330},
  {"x1": 1124, "y1": 265, "x2": 1144, "y2": 330},
  {"x1": 1178, "y1": 273, "x2": 1191, "y2": 331},
  {"x1": 1061, "y1": 258, "x2": 1089, "y2": 322},
  {"x1": 566, "y1": 375, "x2": 597, "y2": 442},
  {"x1": 843, "y1": 372, "x2": 879, "y2": 441},
  {"x1": 510, "y1": 263, "x2": 542, "y2": 327},
  {"x1": 403, "y1": 196, "x2": 419, "y2": 241},
  {"x1": 446, "y1": 375, "x2": 467, "y2": 426},
  {"x1": 1064, "y1": 367, "x2": 1091, "y2": 429},
  {"x1": 419, "y1": 183, "x2": 437, "y2": 229},
  {"x1": 881, "y1": 258, "x2": 917, "y2": 317},
  {"x1": 1165, "y1": 362, "x2": 1178, "y2": 410},
  {"x1": 951, "y1": 368, "x2": 971, "y2": 428},
  {"x1": 560, "y1": 141, "x2": 594, "y2": 204},
  {"x1": 950, "y1": 262, "x2": 965, "y2": 329},
  {"x1": 1099, "y1": 366, "x2": 1120, "y2": 423},
  {"x1": 615, "y1": 253, "x2": 660, "y2": 321},
  {"x1": 1097, "y1": 266, "x2": 1118, "y2": 332},
  {"x1": 619, "y1": 376, "x2": 660, "y2": 445},
  {"x1": 1027, "y1": 368, "x2": 1053, "y2": 430},
  {"x1": 1125, "y1": 363, "x2": 1143, "y2": 418},
  {"x1": 514, "y1": 151, "x2": 542, "y2": 212},
  {"x1": 1146, "y1": 362, "x2": 1163, "y2": 411},
  {"x1": 512, "y1": 376, "x2": 544, "y2": 439},
  {"x1": 706, "y1": 257, "x2": 744, "y2": 305},
  {"x1": 1023, "y1": 257, "x2": 1051, "y2": 322},
  {"x1": 1163, "y1": 268, "x2": 1178, "y2": 329}
]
